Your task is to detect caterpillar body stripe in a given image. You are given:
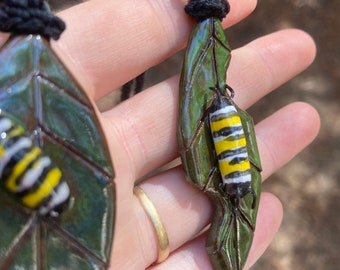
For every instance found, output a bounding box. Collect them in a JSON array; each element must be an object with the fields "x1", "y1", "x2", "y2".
[
  {"x1": 0, "y1": 115, "x2": 70, "y2": 217},
  {"x1": 209, "y1": 87, "x2": 256, "y2": 208}
]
